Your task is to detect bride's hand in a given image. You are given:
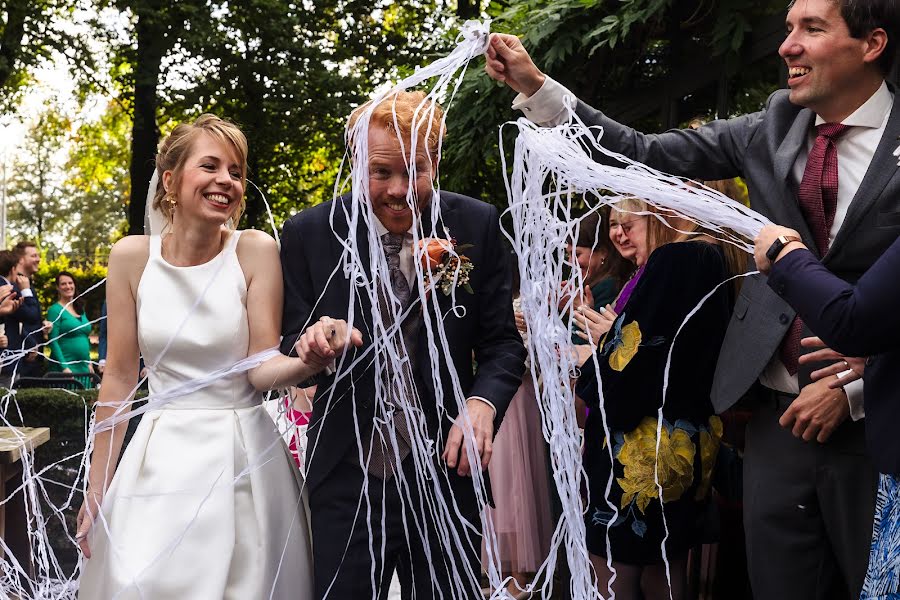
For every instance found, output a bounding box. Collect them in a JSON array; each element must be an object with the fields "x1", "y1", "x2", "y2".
[
  {"x1": 295, "y1": 317, "x2": 364, "y2": 372},
  {"x1": 75, "y1": 489, "x2": 103, "y2": 559}
]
